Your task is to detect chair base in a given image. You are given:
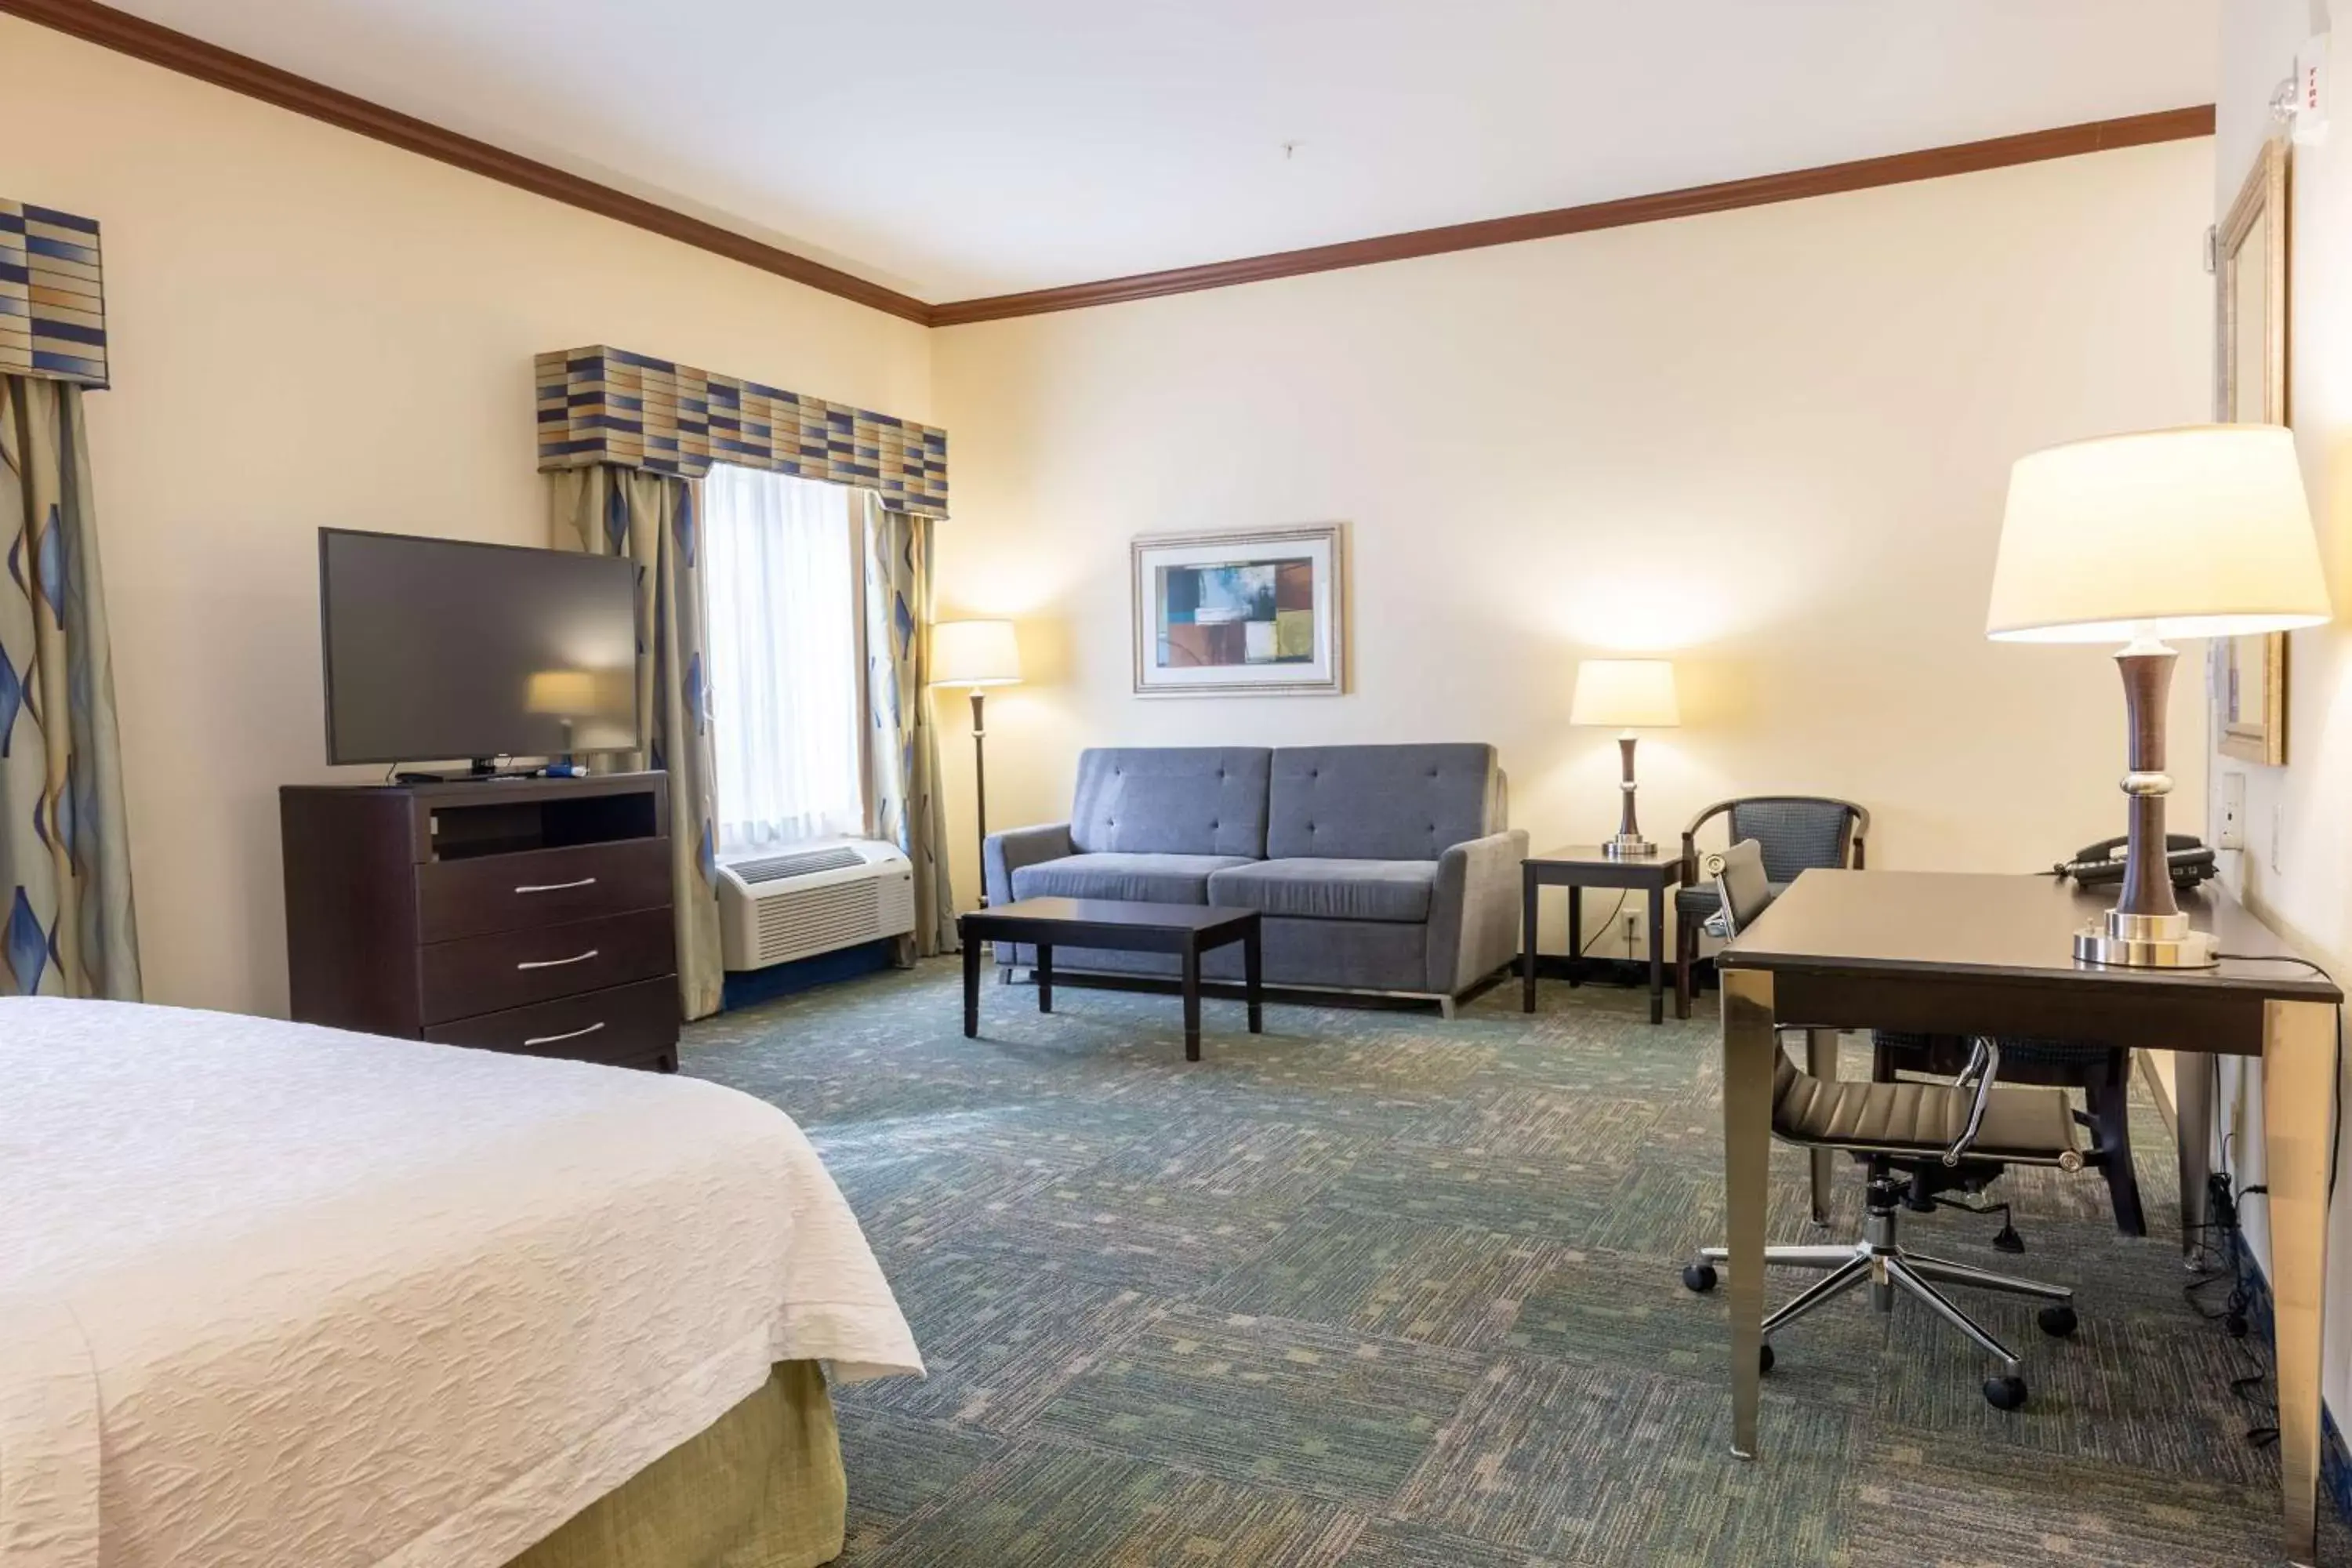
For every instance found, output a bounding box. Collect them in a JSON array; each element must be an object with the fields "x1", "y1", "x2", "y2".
[{"x1": 1686, "y1": 1177, "x2": 2077, "y2": 1409}]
